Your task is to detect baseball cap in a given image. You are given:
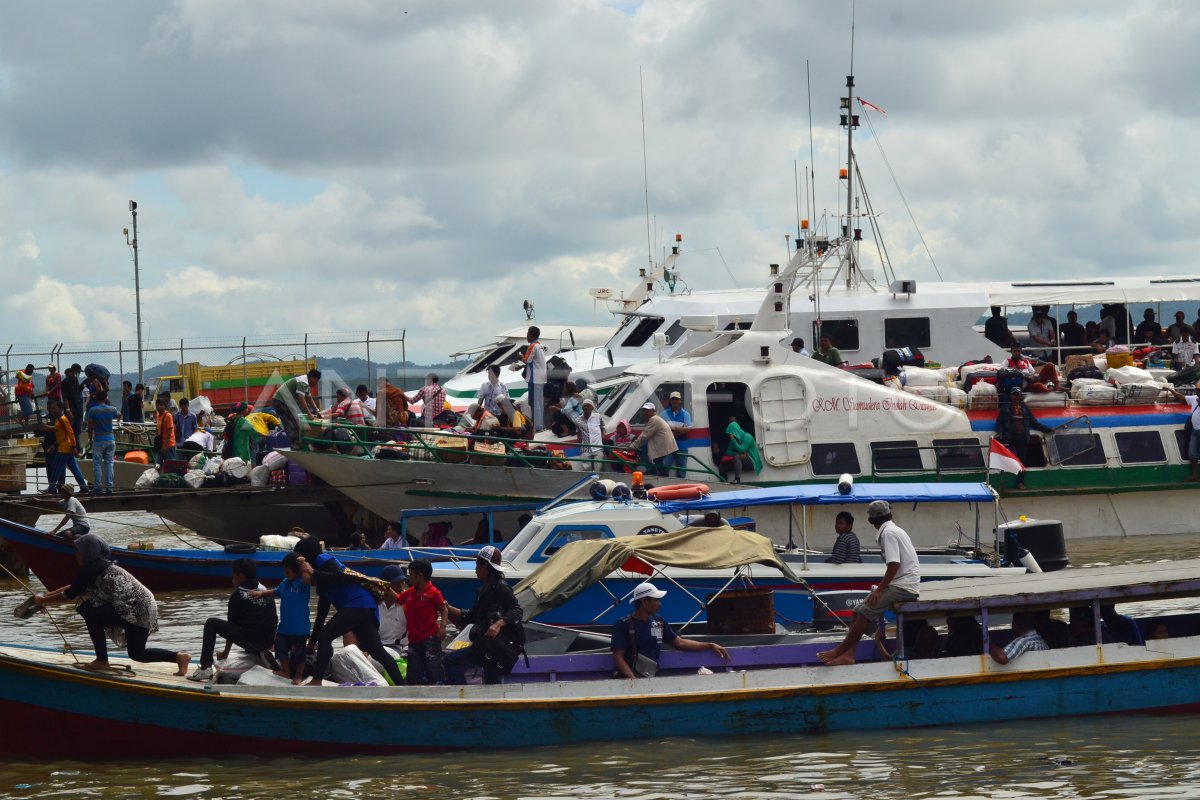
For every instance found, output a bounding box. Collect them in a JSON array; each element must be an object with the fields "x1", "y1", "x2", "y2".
[
  {"x1": 477, "y1": 544, "x2": 507, "y2": 573},
  {"x1": 641, "y1": 401, "x2": 656, "y2": 411},
  {"x1": 867, "y1": 500, "x2": 891, "y2": 520},
  {"x1": 631, "y1": 582, "x2": 667, "y2": 603},
  {"x1": 581, "y1": 397, "x2": 595, "y2": 408},
  {"x1": 380, "y1": 564, "x2": 408, "y2": 584},
  {"x1": 668, "y1": 391, "x2": 682, "y2": 400}
]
